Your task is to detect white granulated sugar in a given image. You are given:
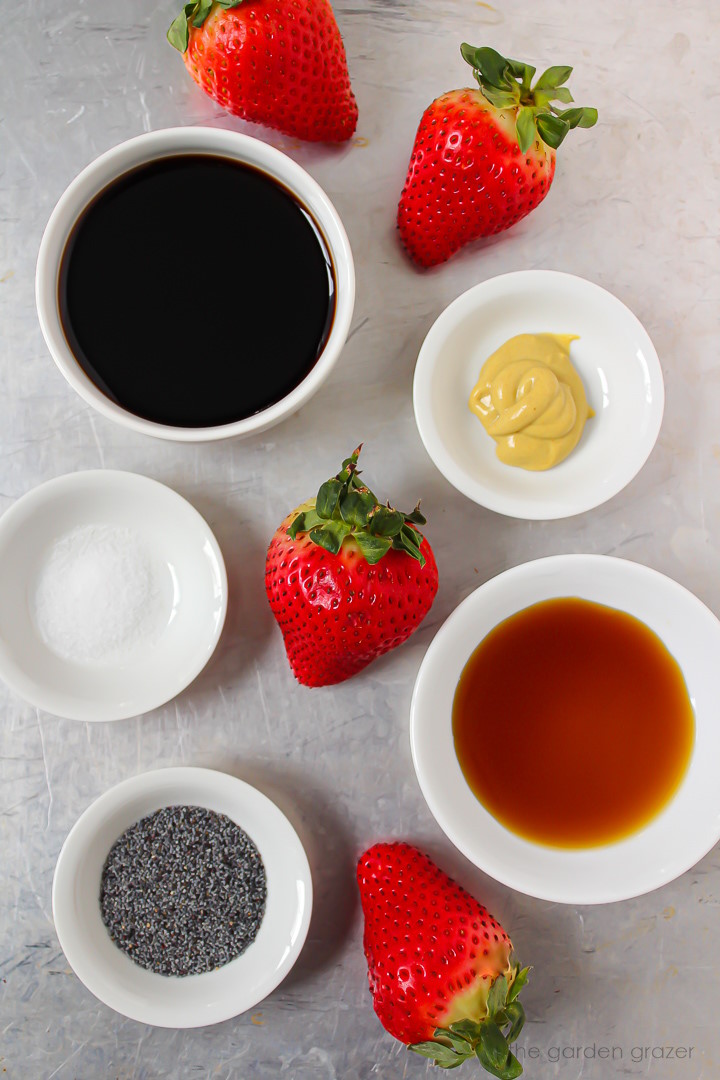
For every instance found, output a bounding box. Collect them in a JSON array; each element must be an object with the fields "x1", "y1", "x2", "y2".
[{"x1": 32, "y1": 524, "x2": 164, "y2": 664}]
